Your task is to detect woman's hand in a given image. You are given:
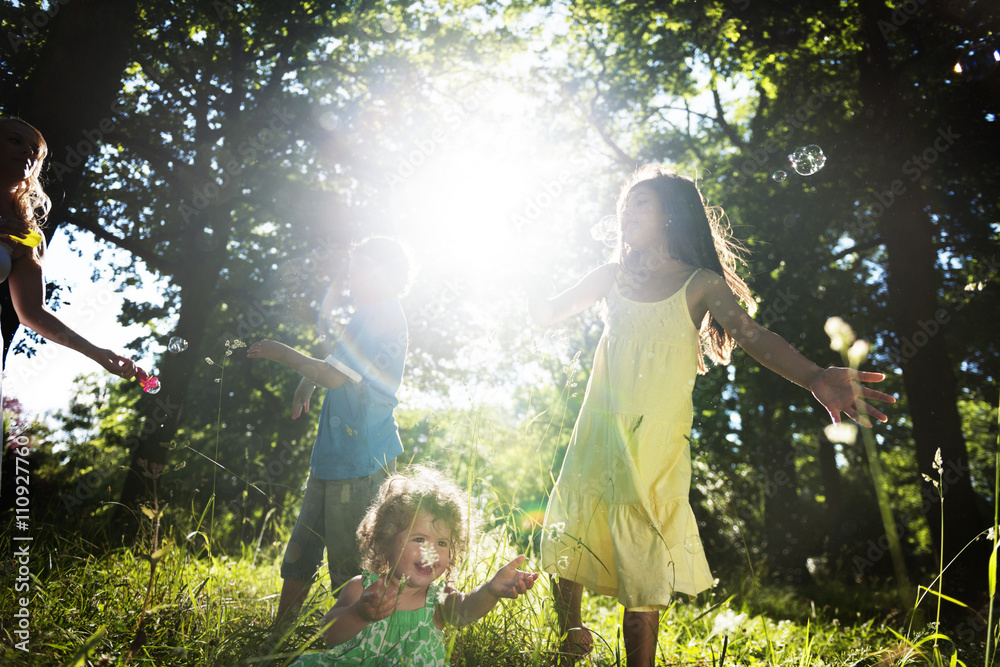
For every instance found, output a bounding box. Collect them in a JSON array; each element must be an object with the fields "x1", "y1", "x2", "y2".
[
  {"x1": 810, "y1": 367, "x2": 896, "y2": 426},
  {"x1": 94, "y1": 349, "x2": 141, "y2": 380},
  {"x1": 0, "y1": 216, "x2": 32, "y2": 242}
]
